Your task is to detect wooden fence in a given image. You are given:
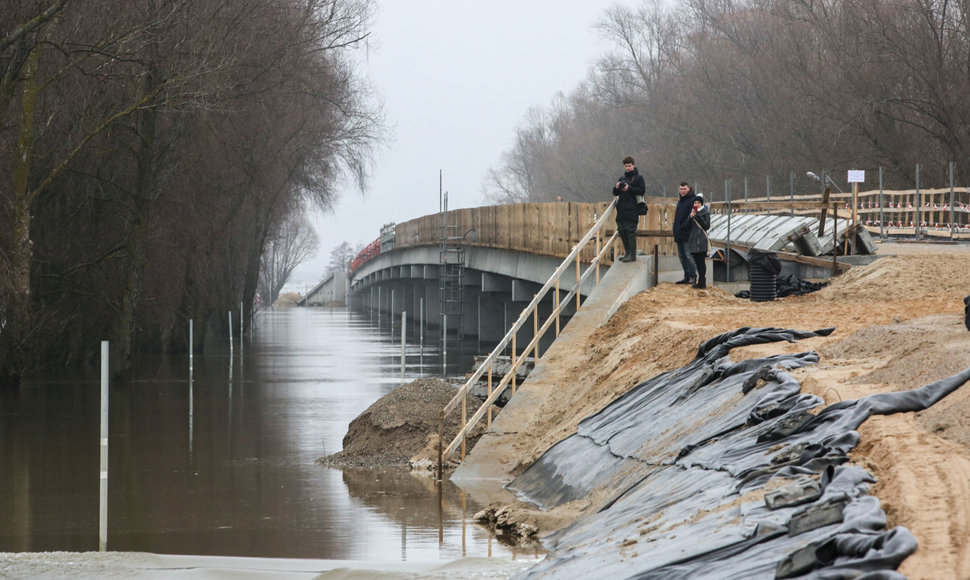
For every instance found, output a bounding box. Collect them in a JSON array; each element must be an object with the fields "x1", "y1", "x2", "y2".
[
  {"x1": 393, "y1": 197, "x2": 679, "y2": 265},
  {"x1": 720, "y1": 188, "x2": 970, "y2": 239}
]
